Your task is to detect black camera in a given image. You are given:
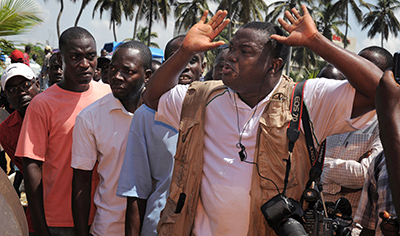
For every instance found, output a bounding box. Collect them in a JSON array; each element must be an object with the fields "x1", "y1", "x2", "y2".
[
  {"x1": 302, "y1": 195, "x2": 352, "y2": 236},
  {"x1": 261, "y1": 190, "x2": 352, "y2": 236},
  {"x1": 261, "y1": 194, "x2": 308, "y2": 236}
]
